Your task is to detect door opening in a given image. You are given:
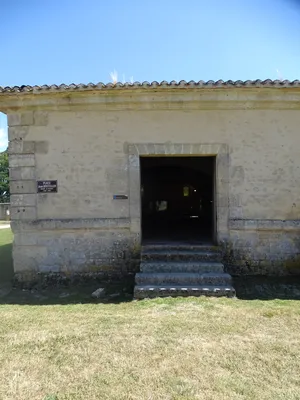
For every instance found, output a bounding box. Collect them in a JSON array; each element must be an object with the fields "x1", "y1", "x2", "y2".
[{"x1": 140, "y1": 156, "x2": 216, "y2": 244}]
